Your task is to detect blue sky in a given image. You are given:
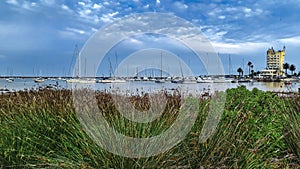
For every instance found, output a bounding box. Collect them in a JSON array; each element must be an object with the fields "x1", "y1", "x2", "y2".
[{"x1": 1, "y1": 0, "x2": 300, "y2": 76}]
